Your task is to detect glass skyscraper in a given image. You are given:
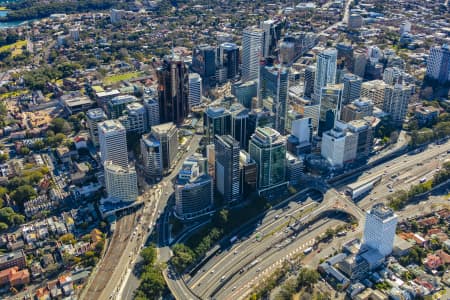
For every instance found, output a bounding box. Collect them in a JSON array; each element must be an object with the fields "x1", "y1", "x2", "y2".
[{"x1": 249, "y1": 127, "x2": 286, "y2": 190}]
